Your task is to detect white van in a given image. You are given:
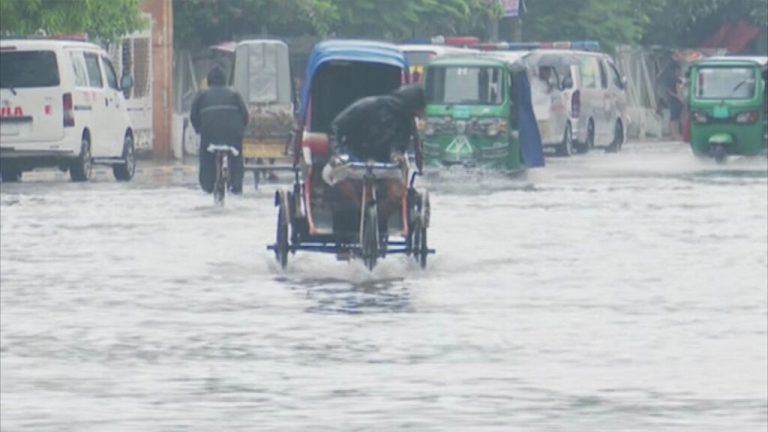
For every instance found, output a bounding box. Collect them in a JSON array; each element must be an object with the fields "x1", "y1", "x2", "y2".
[
  {"x1": 0, "y1": 38, "x2": 136, "y2": 182},
  {"x1": 526, "y1": 49, "x2": 628, "y2": 155}
]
